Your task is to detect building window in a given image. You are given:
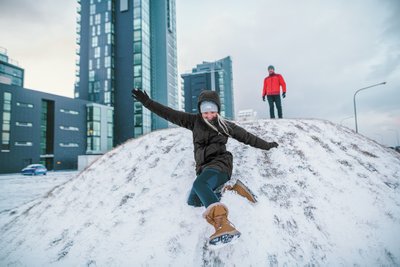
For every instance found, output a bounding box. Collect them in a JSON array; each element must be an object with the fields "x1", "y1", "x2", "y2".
[
  {"x1": 95, "y1": 14, "x2": 101, "y2": 25},
  {"x1": 87, "y1": 137, "x2": 100, "y2": 152},
  {"x1": 104, "y1": 91, "x2": 110, "y2": 104},
  {"x1": 60, "y1": 108, "x2": 79, "y2": 115},
  {"x1": 107, "y1": 109, "x2": 113, "y2": 149},
  {"x1": 16, "y1": 102, "x2": 34, "y2": 108},
  {"x1": 1, "y1": 92, "x2": 12, "y2": 152},
  {"x1": 105, "y1": 22, "x2": 111, "y2": 33},
  {"x1": 89, "y1": 70, "x2": 95, "y2": 81},
  {"x1": 60, "y1": 126, "x2": 79, "y2": 131},
  {"x1": 120, "y1": 0, "x2": 128, "y2": 11},
  {"x1": 94, "y1": 47, "x2": 101, "y2": 58},
  {"x1": 16, "y1": 122, "x2": 33, "y2": 127},
  {"x1": 92, "y1": 36, "x2": 98, "y2": 47},
  {"x1": 87, "y1": 106, "x2": 101, "y2": 153},
  {"x1": 134, "y1": 65, "x2": 141, "y2": 77},
  {"x1": 106, "y1": 33, "x2": 114, "y2": 45},
  {"x1": 40, "y1": 100, "x2": 55, "y2": 156},
  {"x1": 105, "y1": 11, "x2": 109, "y2": 22},
  {"x1": 105, "y1": 56, "x2": 111, "y2": 68},
  {"x1": 90, "y1": 4, "x2": 96, "y2": 15},
  {"x1": 15, "y1": 141, "x2": 33, "y2": 146},
  {"x1": 167, "y1": 0, "x2": 173, "y2": 33},
  {"x1": 133, "y1": 30, "x2": 141, "y2": 41},
  {"x1": 60, "y1": 143, "x2": 79, "y2": 148}
]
